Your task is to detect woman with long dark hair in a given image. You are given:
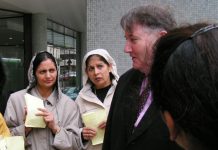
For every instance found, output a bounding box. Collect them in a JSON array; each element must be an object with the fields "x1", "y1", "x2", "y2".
[
  {"x1": 4, "y1": 51, "x2": 82, "y2": 150},
  {"x1": 151, "y1": 23, "x2": 218, "y2": 150}
]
